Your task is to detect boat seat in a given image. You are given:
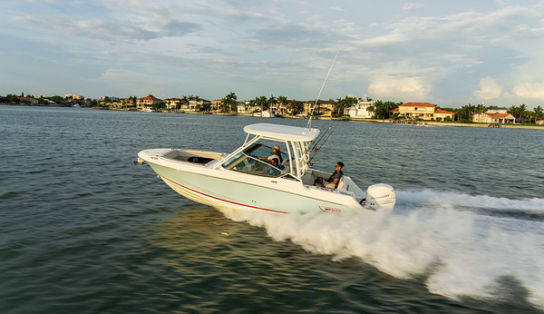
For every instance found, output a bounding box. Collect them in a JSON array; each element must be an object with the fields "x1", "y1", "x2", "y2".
[
  {"x1": 336, "y1": 177, "x2": 344, "y2": 190},
  {"x1": 281, "y1": 160, "x2": 290, "y2": 173}
]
